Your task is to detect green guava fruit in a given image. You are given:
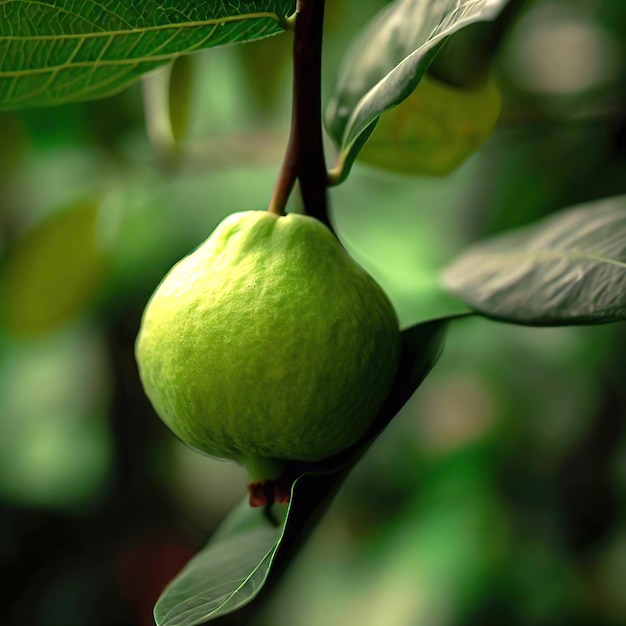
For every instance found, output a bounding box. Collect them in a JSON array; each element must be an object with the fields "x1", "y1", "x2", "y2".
[{"x1": 135, "y1": 210, "x2": 400, "y2": 504}]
